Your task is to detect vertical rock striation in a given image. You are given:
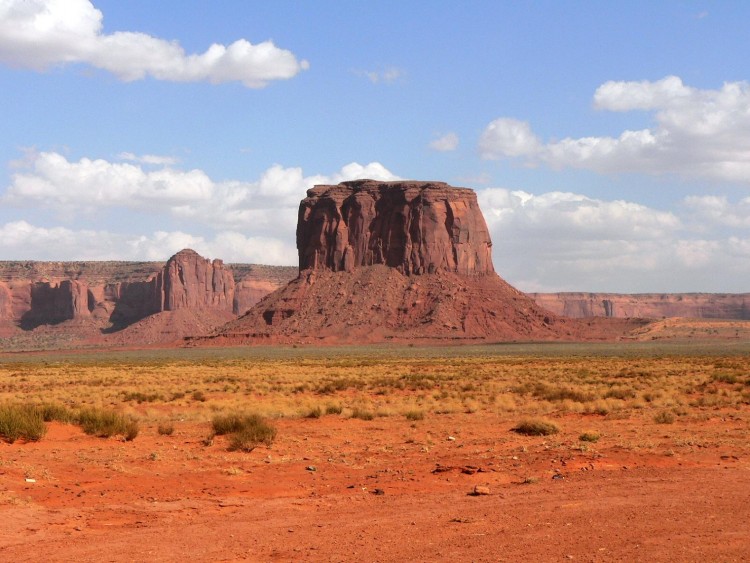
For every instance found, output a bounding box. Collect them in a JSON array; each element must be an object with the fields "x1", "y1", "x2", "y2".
[
  {"x1": 297, "y1": 180, "x2": 494, "y2": 276},
  {"x1": 159, "y1": 249, "x2": 235, "y2": 312}
]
